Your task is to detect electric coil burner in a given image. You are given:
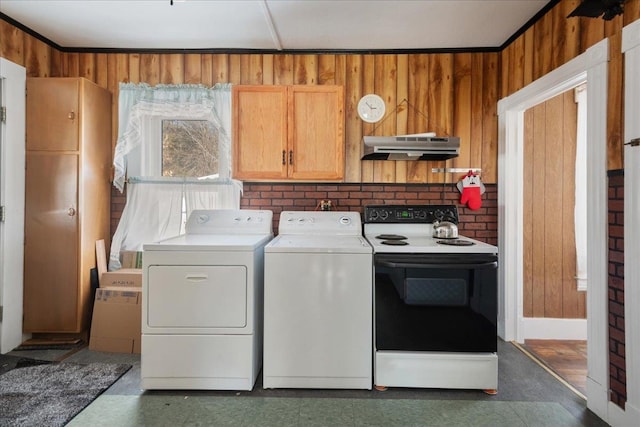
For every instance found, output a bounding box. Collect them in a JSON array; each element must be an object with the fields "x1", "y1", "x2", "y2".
[
  {"x1": 381, "y1": 240, "x2": 409, "y2": 246},
  {"x1": 364, "y1": 204, "x2": 499, "y2": 393},
  {"x1": 375, "y1": 234, "x2": 407, "y2": 240},
  {"x1": 437, "y1": 239, "x2": 475, "y2": 246}
]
